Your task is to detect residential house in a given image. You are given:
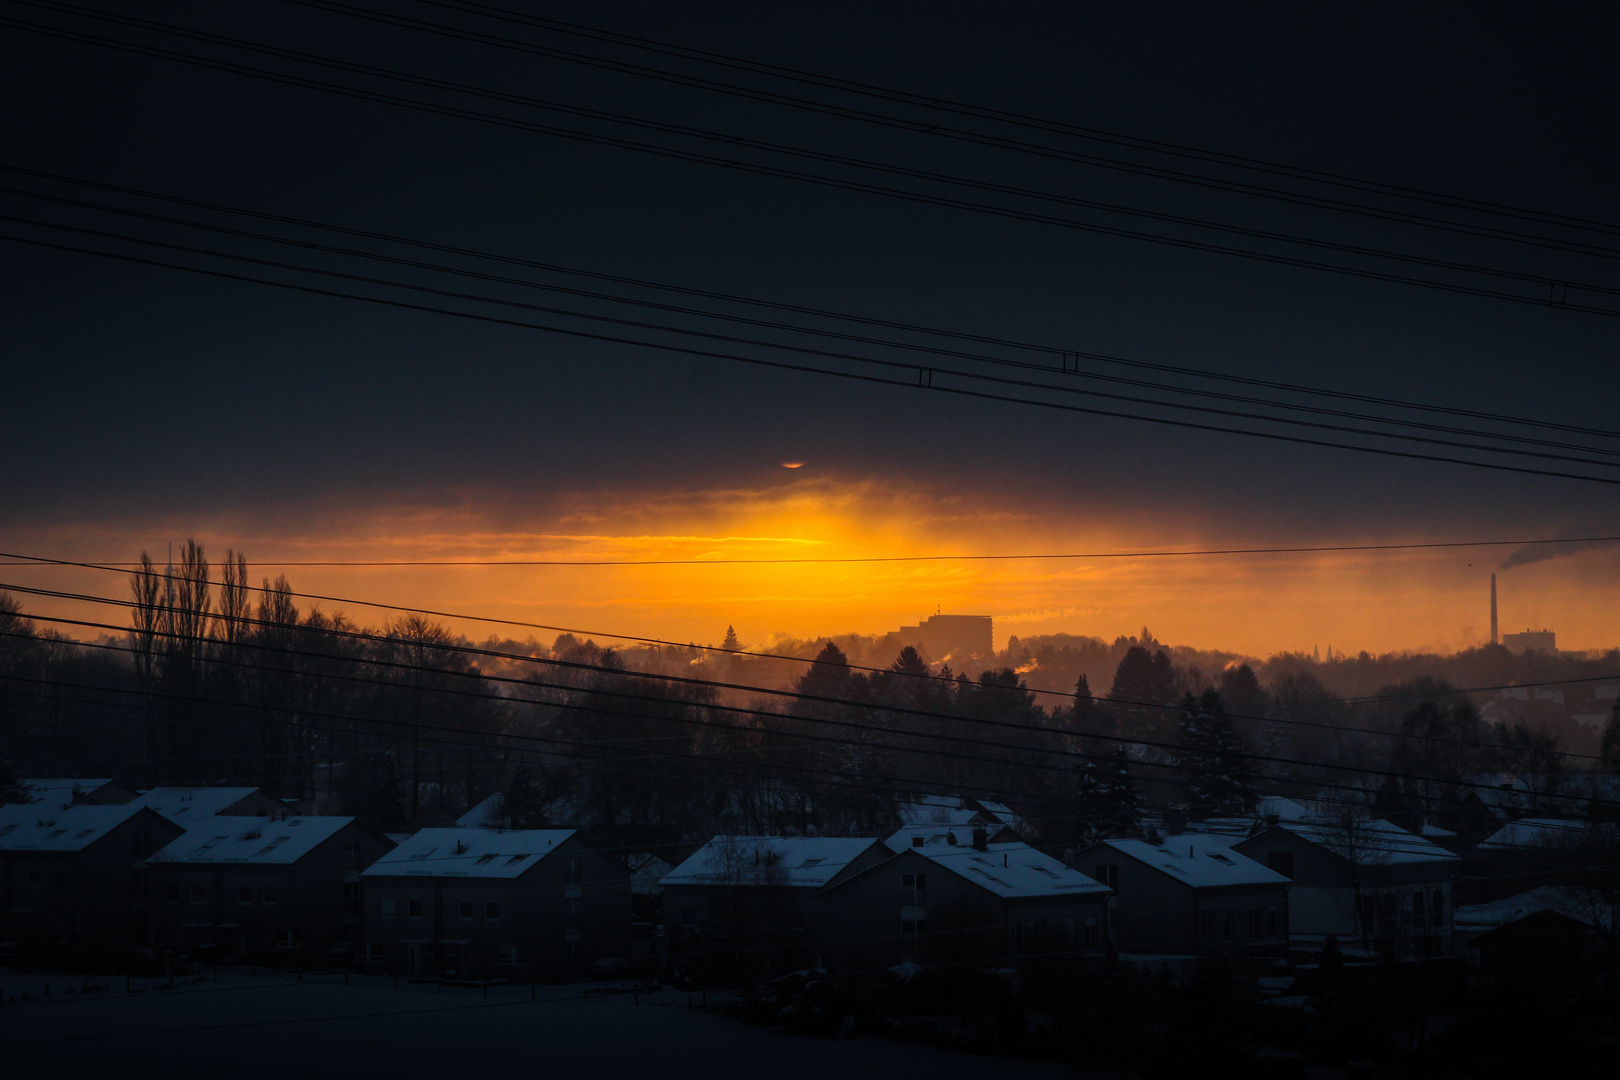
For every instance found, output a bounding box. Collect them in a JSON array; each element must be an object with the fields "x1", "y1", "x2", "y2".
[
  {"x1": 1233, "y1": 817, "x2": 1459, "y2": 958},
  {"x1": 820, "y1": 836, "x2": 1112, "y2": 974},
  {"x1": 1077, "y1": 834, "x2": 1291, "y2": 961},
  {"x1": 362, "y1": 828, "x2": 630, "y2": 981},
  {"x1": 144, "y1": 816, "x2": 394, "y2": 964},
  {"x1": 0, "y1": 802, "x2": 183, "y2": 947},
  {"x1": 661, "y1": 836, "x2": 889, "y2": 979}
]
